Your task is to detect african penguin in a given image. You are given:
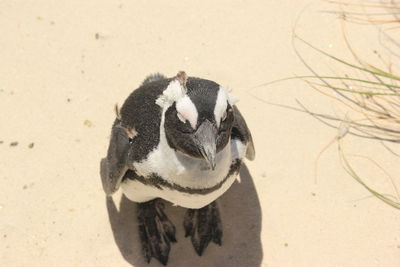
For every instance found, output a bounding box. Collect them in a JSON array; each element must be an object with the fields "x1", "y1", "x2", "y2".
[{"x1": 100, "y1": 71, "x2": 255, "y2": 265}]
